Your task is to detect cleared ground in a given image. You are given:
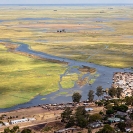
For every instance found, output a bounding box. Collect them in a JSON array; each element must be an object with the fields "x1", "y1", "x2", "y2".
[{"x1": 0, "y1": 104, "x2": 103, "y2": 133}]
